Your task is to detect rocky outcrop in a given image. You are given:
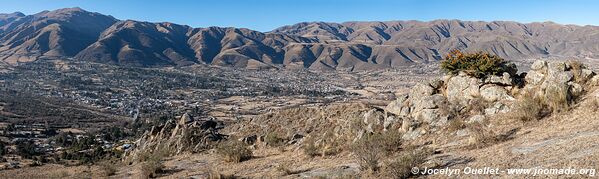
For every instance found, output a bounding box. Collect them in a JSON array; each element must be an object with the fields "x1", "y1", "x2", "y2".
[
  {"x1": 524, "y1": 60, "x2": 595, "y2": 101},
  {"x1": 124, "y1": 113, "x2": 226, "y2": 161},
  {"x1": 384, "y1": 60, "x2": 596, "y2": 140}
]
